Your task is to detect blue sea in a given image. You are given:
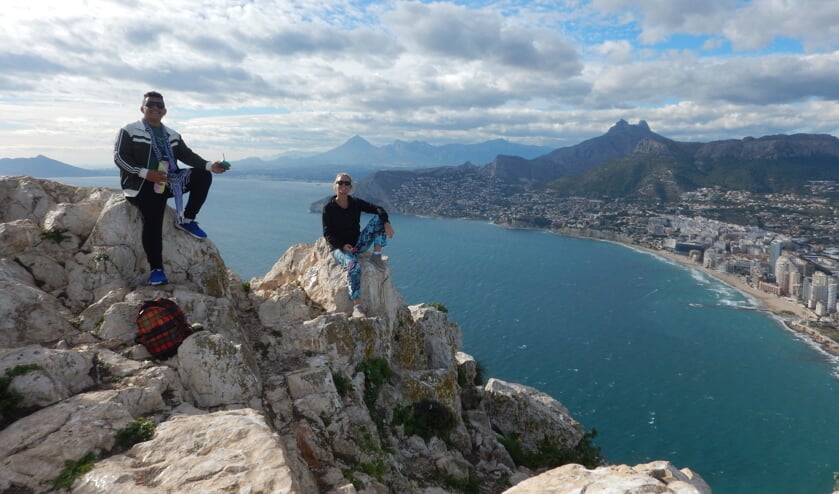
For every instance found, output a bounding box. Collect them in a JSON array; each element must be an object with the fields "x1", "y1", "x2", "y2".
[{"x1": 58, "y1": 176, "x2": 839, "y2": 494}]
